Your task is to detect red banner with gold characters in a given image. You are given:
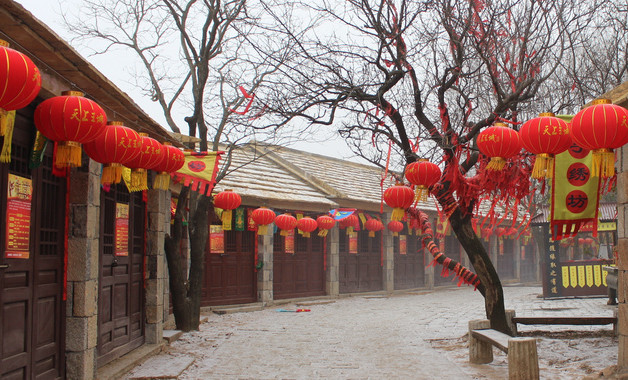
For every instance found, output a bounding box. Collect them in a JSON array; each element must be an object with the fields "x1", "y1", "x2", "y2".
[
  {"x1": 399, "y1": 235, "x2": 407, "y2": 255},
  {"x1": 209, "y1": 225, "x2": 224, "y2": 254},
  {"x1": 114, "y1": 203, "x2": 129, "y2": 257},
  {"x1": 172, "y1": 151, "x2": 222, "y2": 196},
  {"x1": 5, "y1": 174, "x2": 32, "y2": 259},
  {"x1": 550, "y1": 143, "x2": 600, "y2": 240}
]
